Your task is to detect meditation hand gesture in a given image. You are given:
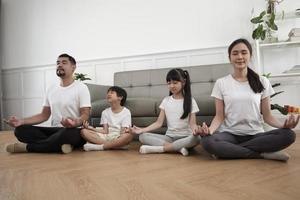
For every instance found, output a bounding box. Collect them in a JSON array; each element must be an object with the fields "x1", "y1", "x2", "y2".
[
  {"x1": 82, "y1": 121, "x2": 90, "y2": 129},
  {"x1": 130, "y1": 125, "x2": 143, "y2": 135},
  {"x1": 193, "y1": 122, "x2": 210, "y2": 136},
  {"x1": 61, "y1": 117, "x2": 82, "y2": 128},
  {"x1": 191, "y1": 124, "x2": 201, "y2": 136},
  {"x1": 283, "y1": 114, "x2": 300, "y2": 129},
  {"x1": 123, "y1": 127, "x2": 131, "y2": 134},
  {"x1": 4, "y1": 116, "x2": 24, "y2": 128},
  {"x1": 200, "y1": 122, "x2": 211, "y2": 136}
]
